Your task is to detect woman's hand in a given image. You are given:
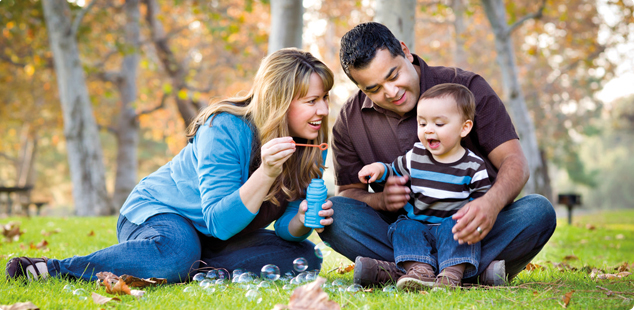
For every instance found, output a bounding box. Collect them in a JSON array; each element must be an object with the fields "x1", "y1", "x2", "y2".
[
  {"x1": 259, "y1": 137, "x2": 296, "y2": 178},
  {"x1": 298, "y1": 199, "x2": 334, "y2": 233}
]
